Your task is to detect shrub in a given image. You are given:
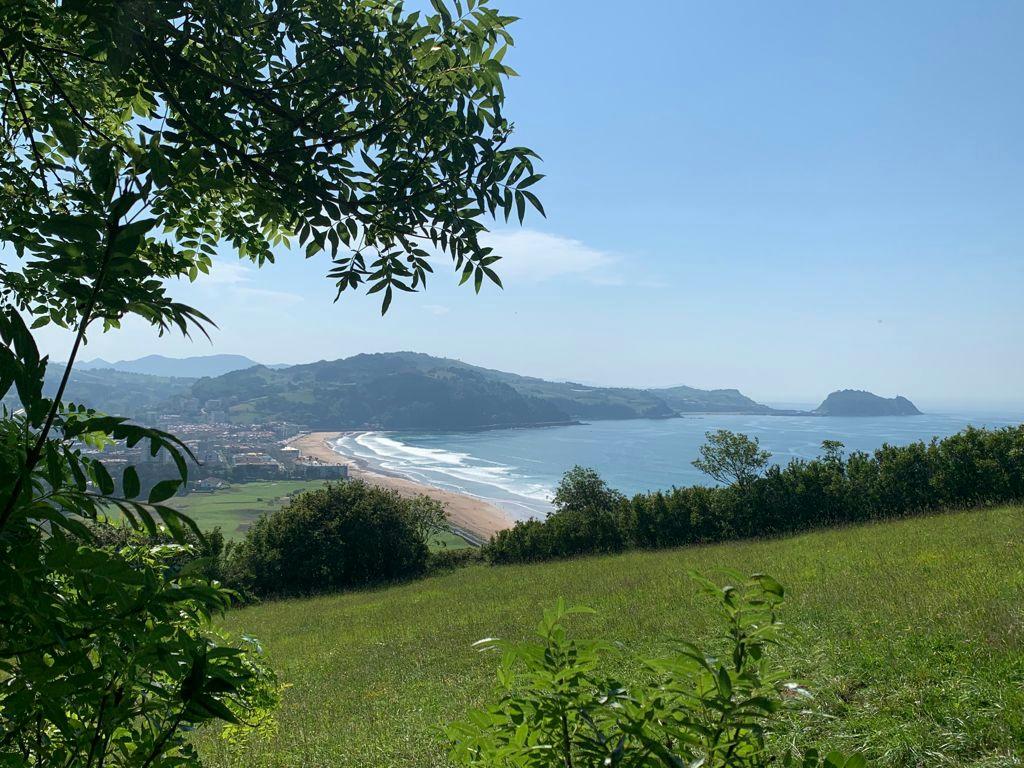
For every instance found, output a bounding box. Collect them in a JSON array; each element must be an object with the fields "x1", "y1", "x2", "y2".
[
  {"x1": 484, "y1": 468, "x2": 628, "y2": 564},
  {"x1": 553, "y1": 465, "x2": 627, "y2": 512},
  {"x1": 449, "y1": 572, "x2": 864, "y2": 768},
  {"x1": 0, "y1": 526, "x2": 281, "y2": 766},
  {"x1": 89, "y1": 521, "x2": 227, "y2": 583},
  {"x1": 428, "y1": 546, "x2": 485, "y2": 572},
  {"x1": 225, "y1": 481, "x2": 445, "y2": 597}
]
